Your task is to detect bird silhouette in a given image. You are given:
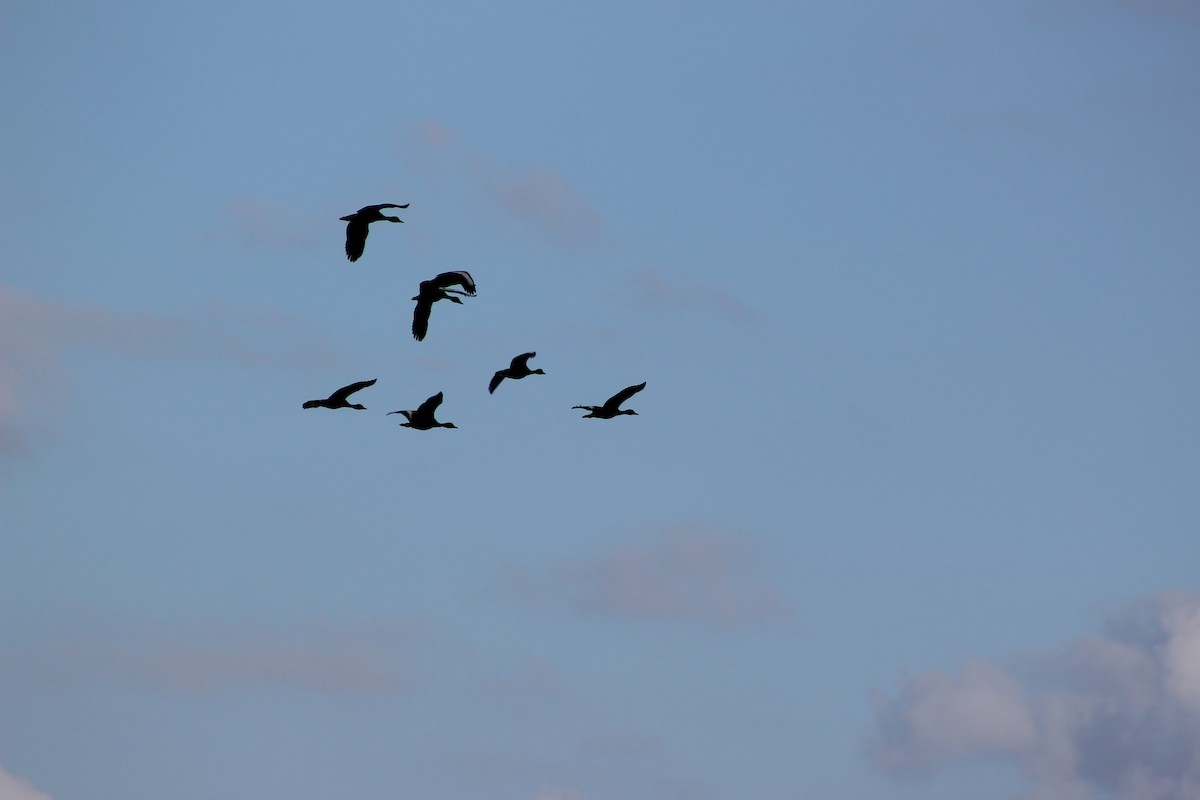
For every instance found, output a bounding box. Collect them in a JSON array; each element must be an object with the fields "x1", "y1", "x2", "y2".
[
  {"x1": 387, "y1": 391, "x2": 458, "y2": 430},
  {"x1": 573, "y1": 381, "x2": 646, "y2": 419},
  {"x1": 302, "y1": 379, "x2": 377, "y2": 410},
  {"x1": 489, "y1": 352, "x2": 545, "y2": 394},
  {"x1": 411, "y1": 271, "x2": 477, "y2": 341},
  {"x1": 340, "y1": 203, "x2": 409, "y2": 262}
]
